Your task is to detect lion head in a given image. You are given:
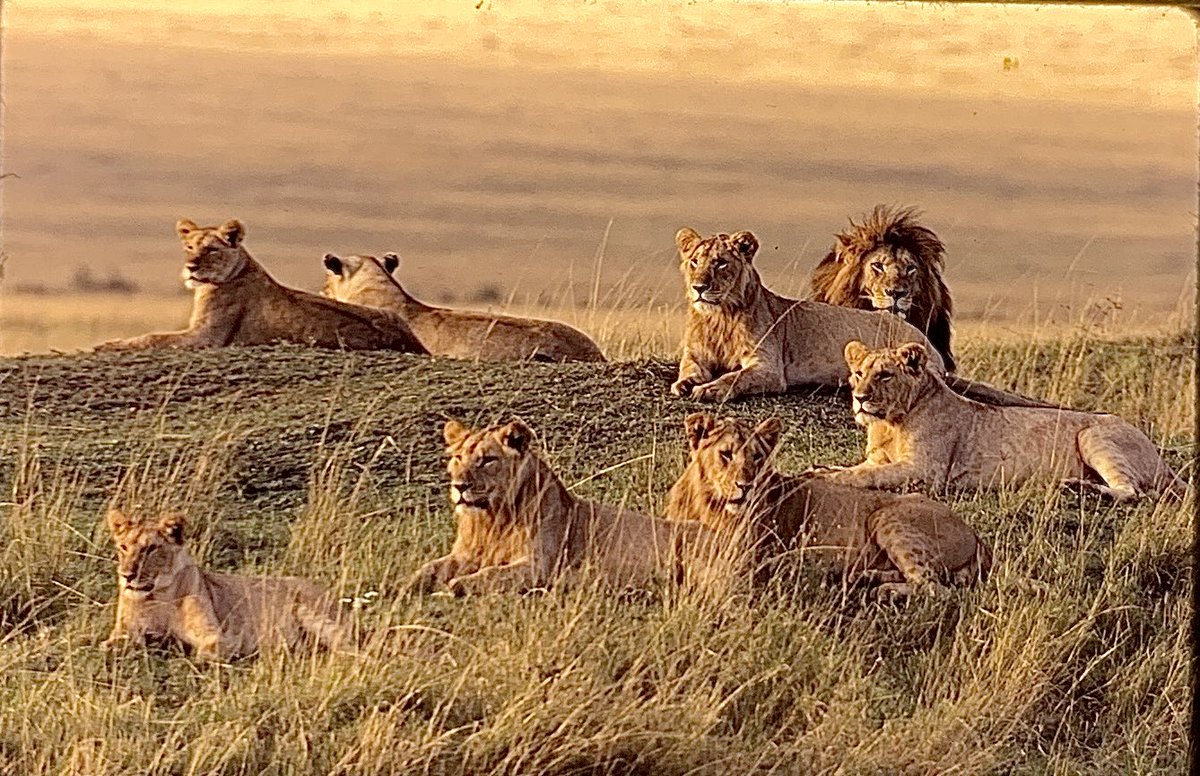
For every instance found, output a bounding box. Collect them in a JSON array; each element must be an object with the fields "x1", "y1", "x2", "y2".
[
  {"x1": 682, "y1": 412, "x2": 782, "y2": 516},
  {"x1": 107, "y1": 509, "x2": 188, "y2": 598},
  {"x1": 675, "y1": 228, "x2": 762, "y2": 312},
  {"x1": 321, "y1": 252, "x2": 401, "y2": 302},
  {"x1": 443, "y1": 419, "x2": 536, "y2": 512},
  {"x1": 811, "y1": 206, "x2": 955, "y2": 370},
  {"x1": 844, "y1": 340, "x2": 932, "y2": 425},
  {"x1": 176, "y1": 218, "x2": 249, "y2": 289}
]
